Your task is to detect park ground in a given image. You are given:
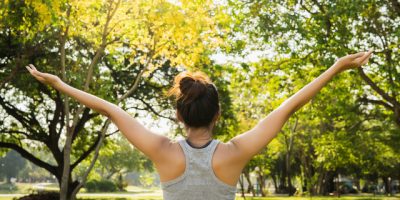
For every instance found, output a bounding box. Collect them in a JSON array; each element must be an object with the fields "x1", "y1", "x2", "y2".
[
  {"x1": 0, "y1": 183, "x2": 399, "y2": 200},
  {"x1": 0, "y1": 196, "x2": 400, "y2": 200}
]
